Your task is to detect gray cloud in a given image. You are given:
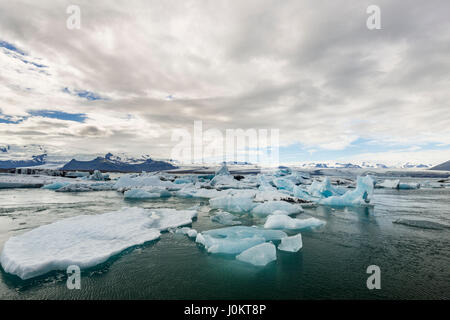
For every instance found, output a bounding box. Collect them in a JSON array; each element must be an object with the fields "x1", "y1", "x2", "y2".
[{"x1": 0, "y1": 0, "x2": 449, "y2": 162}]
